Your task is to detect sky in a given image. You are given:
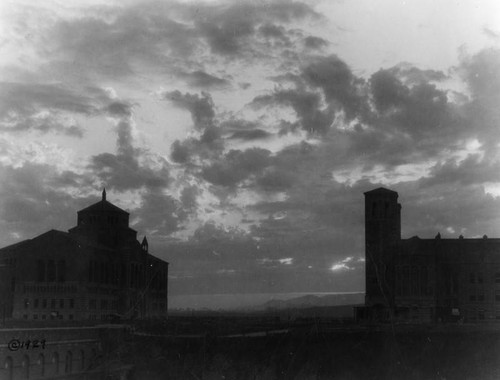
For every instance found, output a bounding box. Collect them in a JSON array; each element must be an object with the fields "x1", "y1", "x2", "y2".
[{"x1": 1, "y1": 0, "x2": 500, "y2": 302}]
